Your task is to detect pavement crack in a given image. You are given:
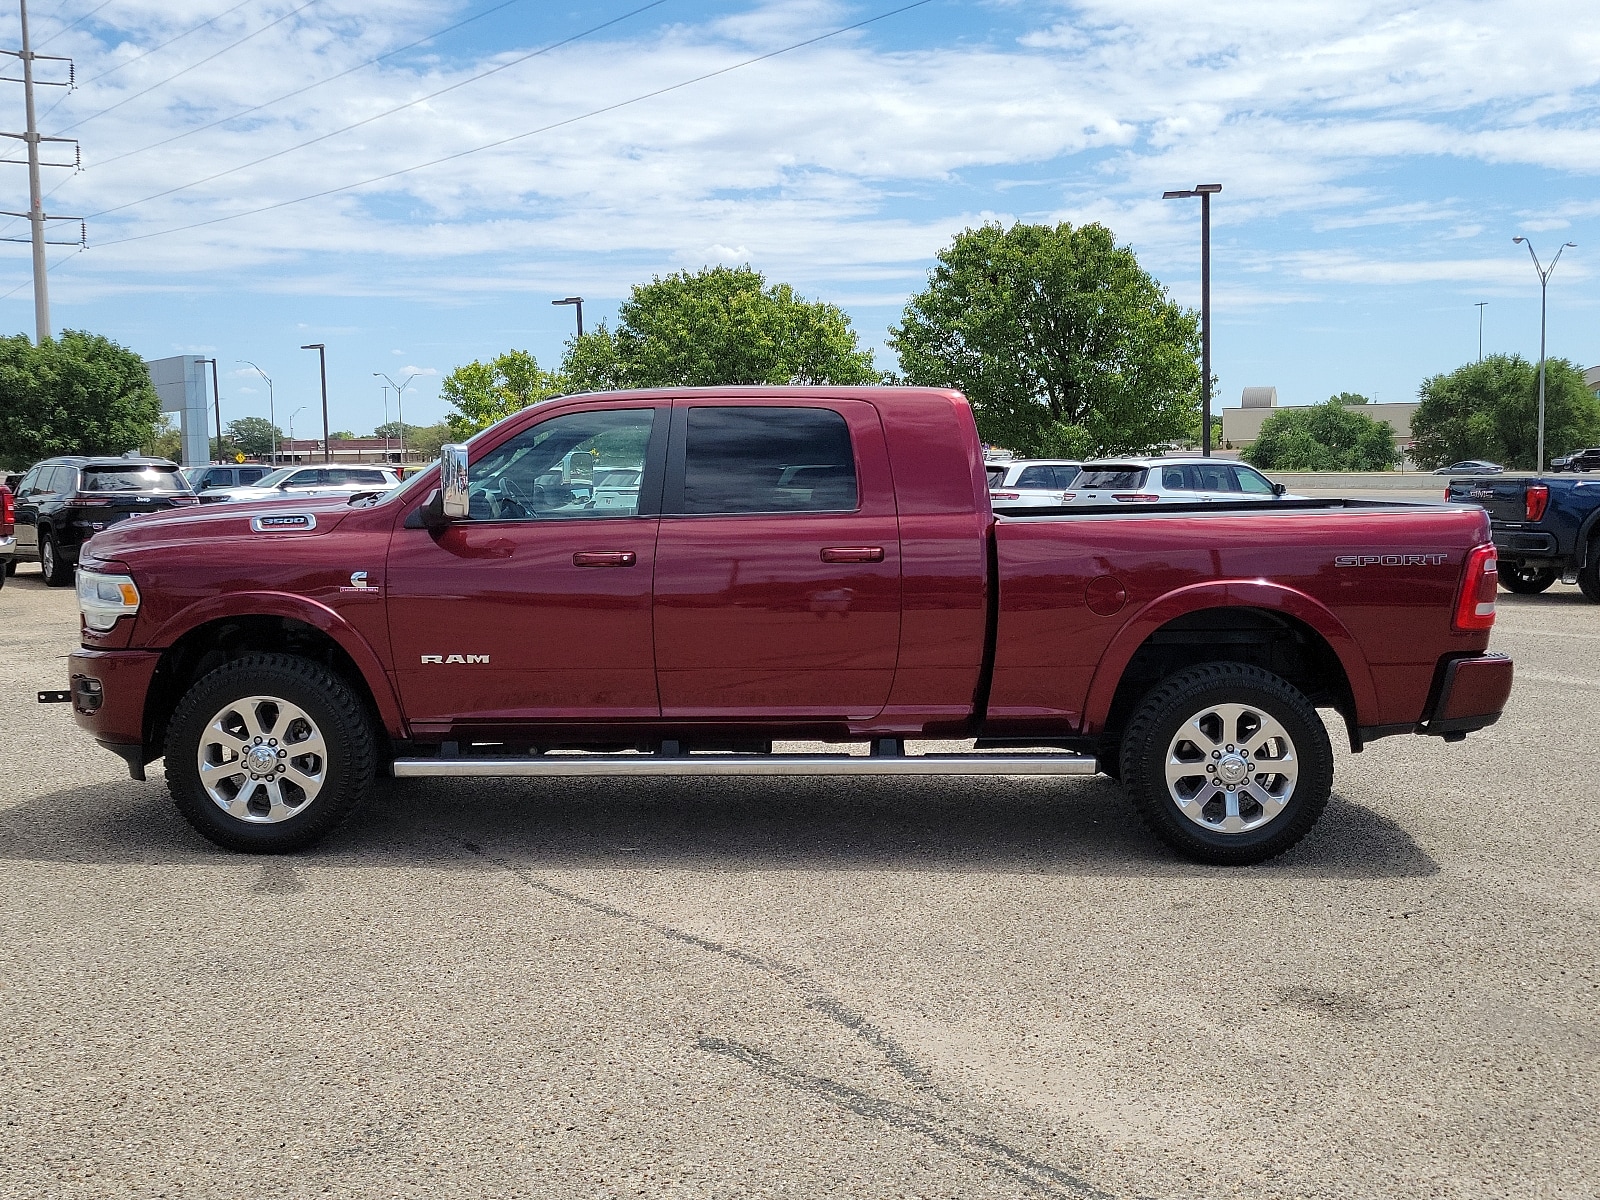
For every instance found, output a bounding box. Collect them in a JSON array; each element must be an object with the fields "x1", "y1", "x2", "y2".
[{"x1": 697, "y1": 1036, "x2": 1110, "y2": 1199}]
